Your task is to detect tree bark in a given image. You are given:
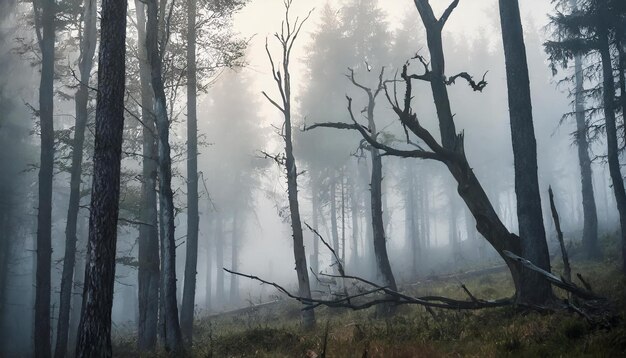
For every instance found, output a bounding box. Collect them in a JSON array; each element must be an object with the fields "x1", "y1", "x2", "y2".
[
  {"x1": 498, "y1": 0, "x2": 553, "y2": 303},
  {"x1": 181, "y1": 0, "x2": 199, "y2": 343},
  {"x1": 598, "y1": 0, "x2": 626, "y2": 275},
  {"x1": 34, "y1": 0, "x2": 55, "y2": 356},
  {"x1": 54, "y1": 1, "x2": 97, "y2": 357},
  {"x1": 74, "y1": 0, "x2": 127, "y2": 354},
  {"x1": 146, "y1": 0, "x2": 183, "y2": 351},
  {"x1": 134, "y1": 0, "x2": 160, "y2": 351}
]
